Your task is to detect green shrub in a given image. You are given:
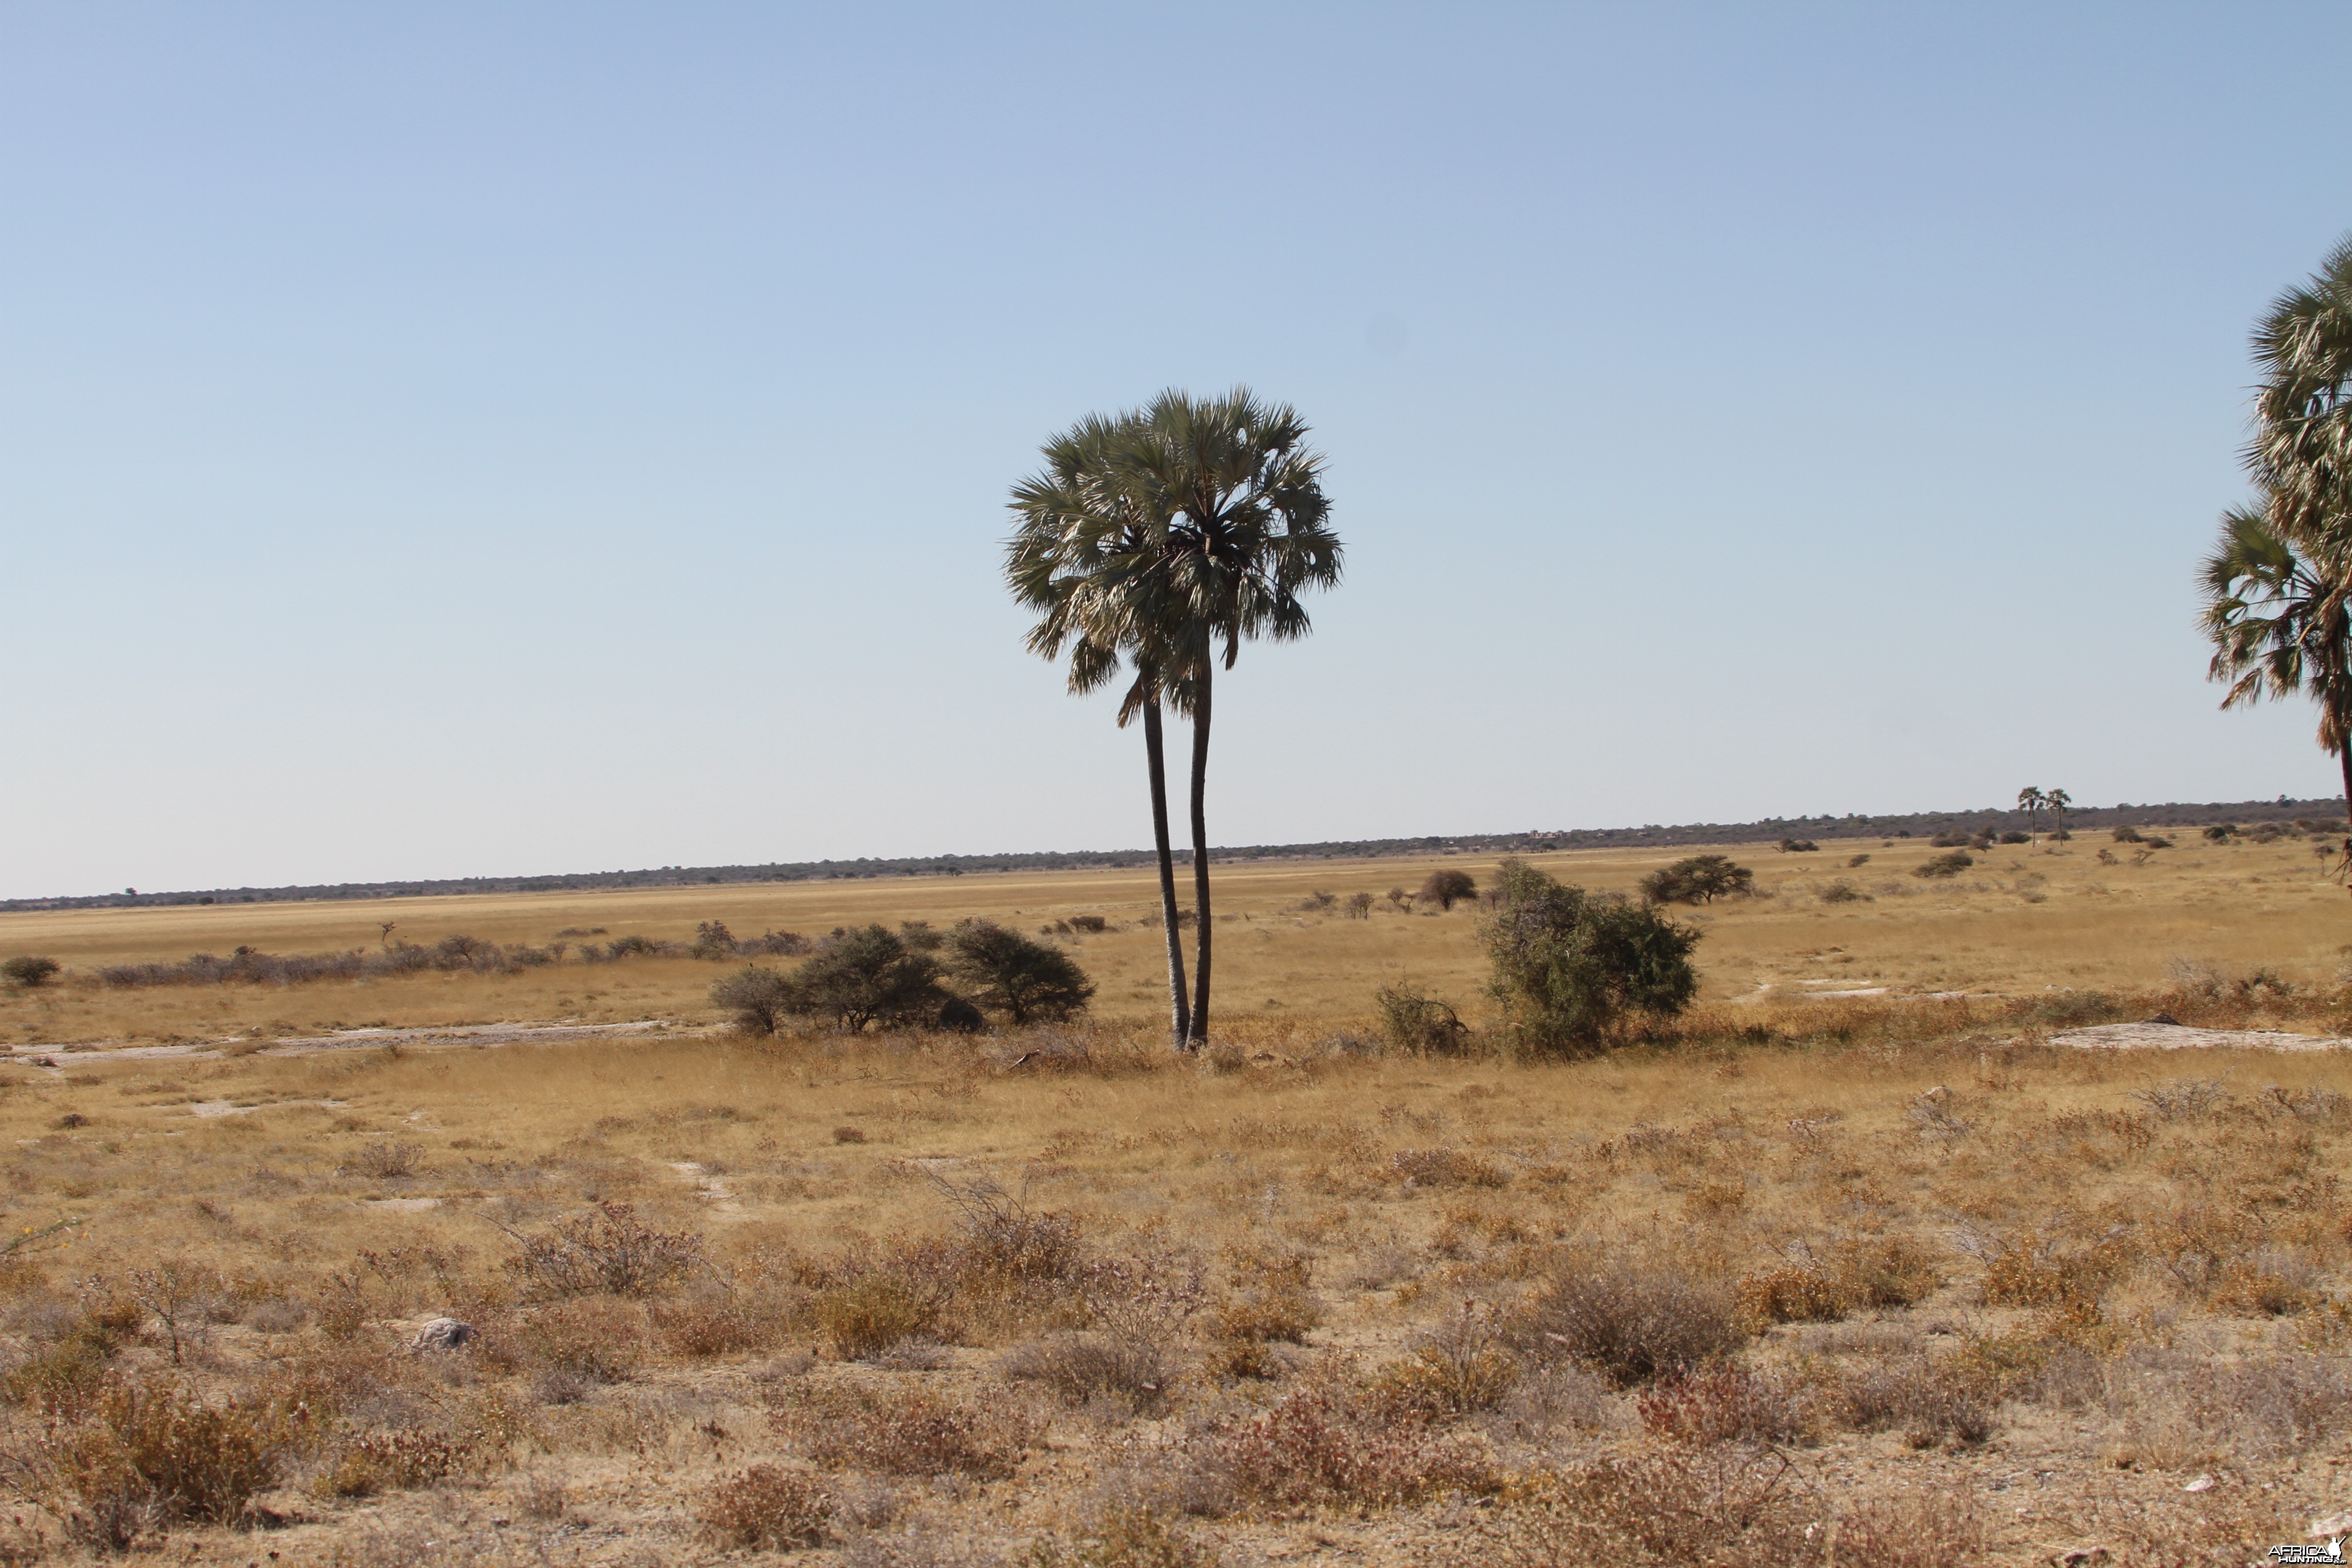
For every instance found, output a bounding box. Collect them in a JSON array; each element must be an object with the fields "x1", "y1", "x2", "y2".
[
  {"x1": 946, "y1": 920, "x2": 1094, "y2": 1023},
  {"x1": 1639, "y1": 855, "x2": 1753, "y2": 905},
  {"x1": 1479, "y1": 858, "x2": 1699, "y2": 1052},
  {"x1": 1913, "y1": 851, "x2": 1974, "y2": 879},
  {"x1": 777, "y1": 925, "x2": 954, "y2": 1031},
  {"x1": 1417, "y1": 869, "x2": 1478, "y2": 911},
  {"x1": 1, "y1": 956, "x2": 60, "y2": 989},
  {"x1": 711, "y1": 965, "x2": 794, "y2": 1034},
  {"x1": 1776, "y1": 838, "x2": 1819, "y2": 853},
  {"x1": 1373, "y1": 984, "x2": 1470, "y2": 1054}
]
